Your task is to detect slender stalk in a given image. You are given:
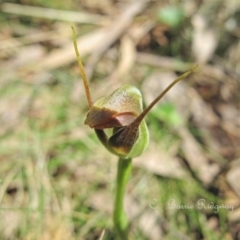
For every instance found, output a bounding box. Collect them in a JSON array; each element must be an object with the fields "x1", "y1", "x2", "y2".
[
  {"x1": 133, "y1": 64, "x2": 198, "y2": 125},
  {"x1": 72, "y1": 26, "x2": 93, "y2": 108},
  {"x1": 114, "y1": 158, "x2": 132, "y2": 239}
]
